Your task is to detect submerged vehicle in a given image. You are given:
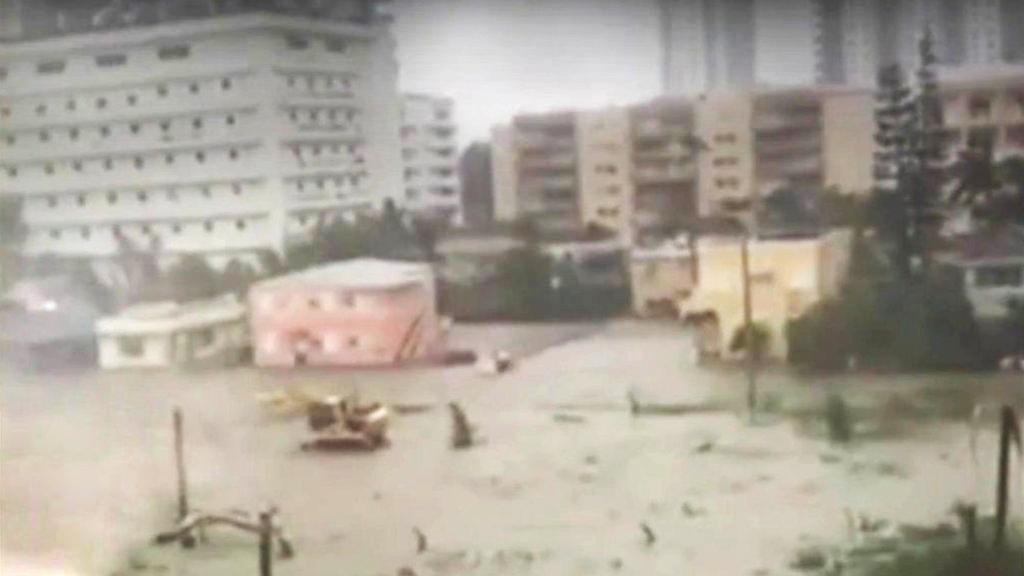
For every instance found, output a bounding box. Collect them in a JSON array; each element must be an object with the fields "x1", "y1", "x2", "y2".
[{"x1": 301, "y1": 396, "x2": 391, "y2": 451}]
